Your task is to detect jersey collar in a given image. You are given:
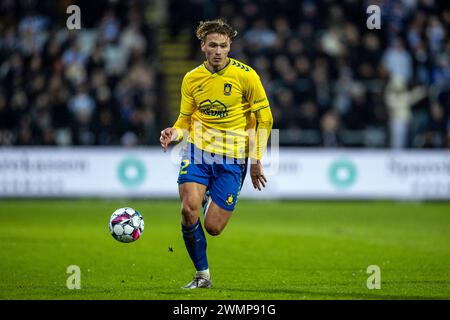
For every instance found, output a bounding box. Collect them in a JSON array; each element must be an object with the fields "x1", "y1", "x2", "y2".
[{"x1": 203, "y1": 58, "x2": 231, "y2": 75}]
